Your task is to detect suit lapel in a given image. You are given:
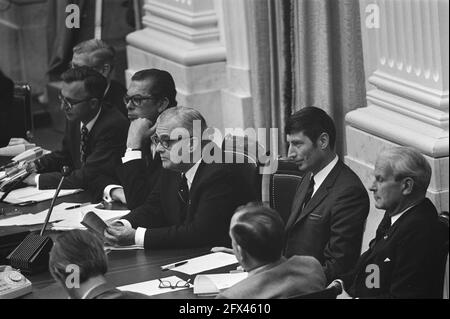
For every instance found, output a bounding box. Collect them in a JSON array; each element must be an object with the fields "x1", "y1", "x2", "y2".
[
  {"x1": 292, "y1": 161, "x2": 343, "y2": 227},
  {"x1": 285, "y1": 172, "x2": 313, "y2": 230}
]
